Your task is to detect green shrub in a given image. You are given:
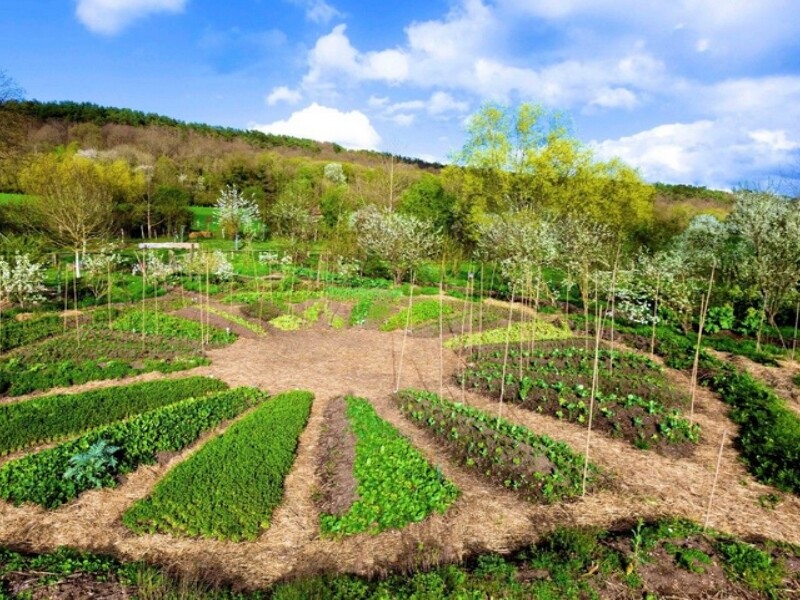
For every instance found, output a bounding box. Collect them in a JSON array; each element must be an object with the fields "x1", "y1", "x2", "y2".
[
  {"x1": 0, "y1": 388, "x2": 261, "y2": 508},
  {"x1": 0, "y1": 376, "x2": 227, "y2": 455},
  {"x1": 62, "y1": 440, "x2": 121, "y2": 489},
  {"x1": 123, "y1": 390, "x2": 312, "y2": 541},
  {"x1": 320, "y1": 396, "x2": 459, "y2": 537}
]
